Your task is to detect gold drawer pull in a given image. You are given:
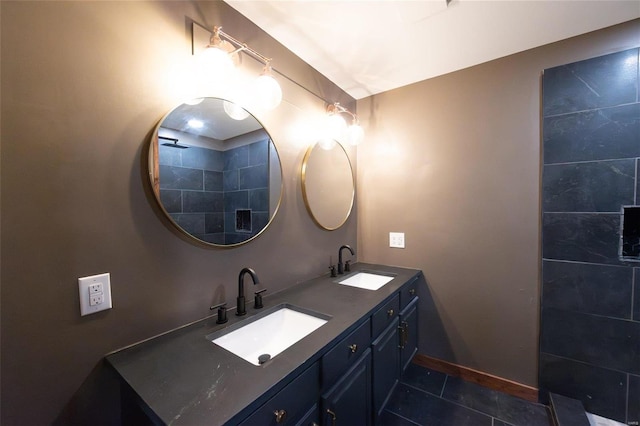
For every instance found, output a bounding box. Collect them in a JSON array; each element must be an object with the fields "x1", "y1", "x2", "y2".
[
  {"x1": 274, "y1": 409, "x2": 287, "y2": 423},
  {"x1": 409, "y1": 288, "x2": 416, "y2": 296},
  {"x1": 387, "y1": 309, "x2": 394, "y2": 317},
  {"x1": 348, "y1": 343, "x2": 358, "y2": 353},
  {"x1": 327, "y1": 409, "x2": 337, "y2": 426}
]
